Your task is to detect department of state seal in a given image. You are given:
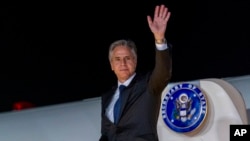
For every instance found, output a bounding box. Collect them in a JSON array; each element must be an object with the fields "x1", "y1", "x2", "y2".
[{"x1": 161, "y1": 83, "x2": 207, "y2": 133}]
